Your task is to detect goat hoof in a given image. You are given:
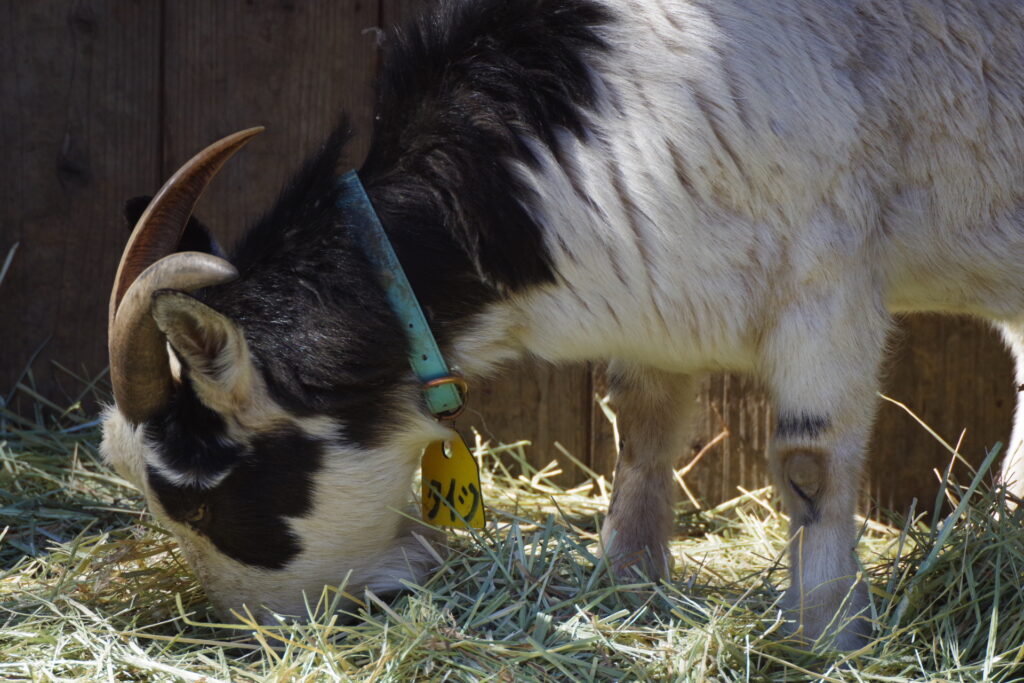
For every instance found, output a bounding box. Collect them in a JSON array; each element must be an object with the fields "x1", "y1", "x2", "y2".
[
  {"x1": 781, "y1": 596, "x2": 872, "y2": 651},
  {"x1": 599, "y1": 532, "x2": 673, "y2": 581}
]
